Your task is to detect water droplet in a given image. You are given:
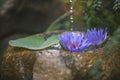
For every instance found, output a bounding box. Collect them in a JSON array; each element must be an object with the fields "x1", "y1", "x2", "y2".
[
  {"x1": 70, "y1": 6, "x2": 73, "y2": 9},
  {"x1": 70, "y1": 0, "x2": 72, "y2": 3},
  {"x1": 70, "y1": 15, "x2": 73, "y2": 19},
  {"x1": 70, "y1": 10, "x2": 73, "y2": 13},
  {"x1": 70, "y1": 20, "x2": 74, "y2": 23},
  {"x1": 69, "y1": 0, "x2": 74, "y2": 31},
  {"x1": 70, "y1": 28, "x2": 73, "y2": 31}
]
